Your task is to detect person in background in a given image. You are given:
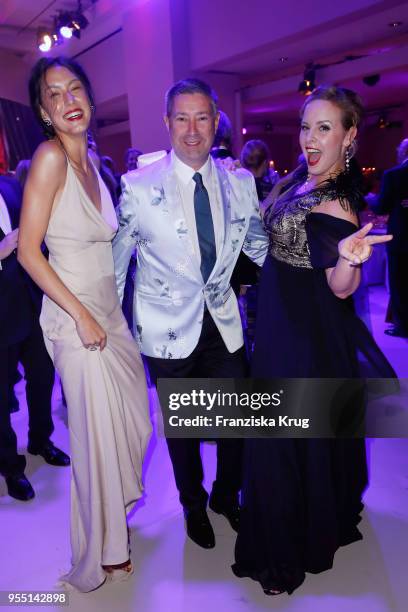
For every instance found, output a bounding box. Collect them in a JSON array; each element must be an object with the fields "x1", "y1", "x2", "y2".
[
  {"x1": 87, "y1": 133, "x2": 119, "y2": 207},
  {"x1": 125, "y1": 148, "x2": 142, "y2": 173},
  {"x1": 240, "y1": 139, "x2": 280, "y2": 204},
  {"x1": 100, "y1": 155, "x2": 115, "y2": 175},
  {"x1": 104, "y1": 156, "x2": 122, "y2": 201},
  {"x1": 370, "y1": 137, "x2": 408, "y2": 338},
  {"x1": 211, "y1": 110, "x2": 234, "y2": 160},
  {"x1": 15, "y1": 159, "x2": 31, "y2": 189},
  {"x1": 362, "y1": 169, "x2": 382, "y2": 209},
  {"x1": 0, "y1": 173, "x2": 69, "y2": 502},
  {"x1": 7, "y1": 159, "x2": 33, "y2": 411},
  {"x1": 230, "y1": 139, "x2": 279, "y2": 302}
]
